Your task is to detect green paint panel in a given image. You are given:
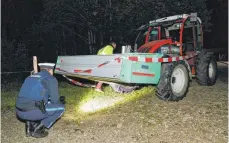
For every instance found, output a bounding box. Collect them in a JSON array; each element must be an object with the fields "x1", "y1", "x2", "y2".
[
  {"x1": 119, "y1": 53, "x2": 162, "y2": 84},
  {"x1": 56, "y1": 57, "x2": 61, "y2": 65},
  {"x1": 55, "y1": 53, "x2": 163, "y2": 85}
]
